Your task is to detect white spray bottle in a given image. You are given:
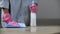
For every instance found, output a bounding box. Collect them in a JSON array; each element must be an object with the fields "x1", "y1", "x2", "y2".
[{"x1": 30, "y1": 0, "x2": 36, "y2": 27}]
